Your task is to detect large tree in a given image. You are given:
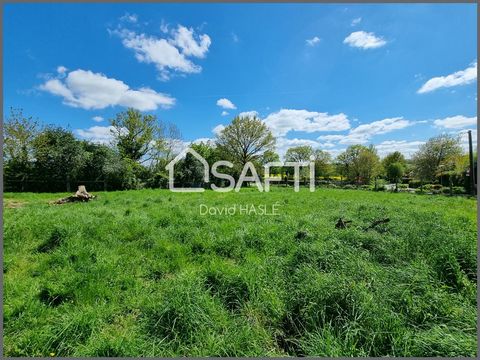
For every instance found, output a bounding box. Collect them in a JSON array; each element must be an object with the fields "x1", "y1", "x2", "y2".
[
  {"x1": 285, "y1": 145, "x2": 314, "y2": 163},
  {"x1": 285, "y1": 145, "x2": 314, "y2": 181},
  {"x1": 284, "y1": 146, "x2": 332, "y2": 179},
  {"x1": 336, "y1": 145, "x2": 381, "y2": 184},
  {"x1": 32, "y1": 127, "x2": 86, "y2": 192},
  {"x1": 382, "y1": 151, "x2": 406, "y2": 169},
  {"x1": 110, "y1": 108, "x2": 172, "y2": 163},
  {"x1": 382, "y1": 151, "x2": 407, "y2": 182},
  {"x1": 313, "y1": 149, "x2": 332, "y2": 178},
  {"x1": 3, "y1": 108, "x2": 40, "y2": 191},
  {"x1": 412, "y1": 134, "x2": 463, "y2": 183},
  {"x1": 216, "y1": 115, "x2": 275, "y2": 173},
  {"x1": 4, "y1": 108, "x2": 39, "y2": 162},
  {"x1": 386, "y1": 162, "x2": 405, "y2": 191}
]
